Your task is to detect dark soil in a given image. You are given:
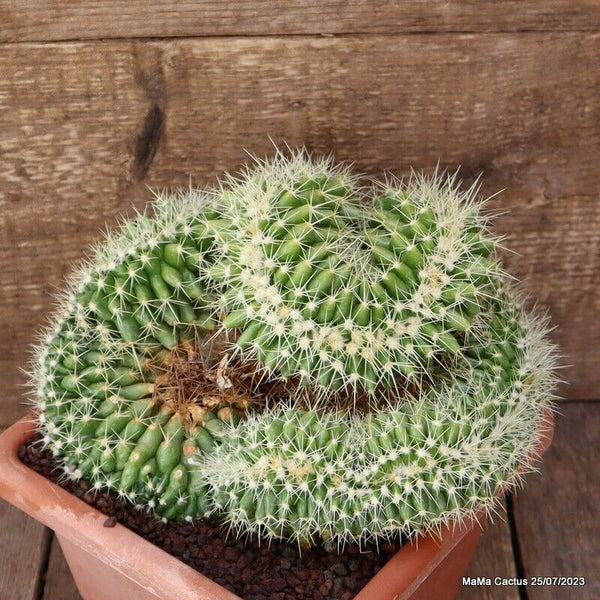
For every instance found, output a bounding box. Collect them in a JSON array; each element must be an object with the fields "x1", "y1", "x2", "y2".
[{"x1": 19, "y1": 434, "x2": 403, "y2": 600}]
